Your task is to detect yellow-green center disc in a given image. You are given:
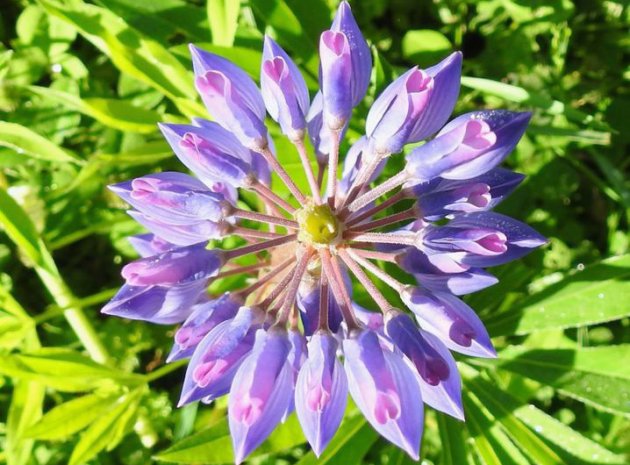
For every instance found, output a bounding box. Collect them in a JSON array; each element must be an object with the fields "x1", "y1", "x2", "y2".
[{"x1": 296, "y1": 204, "x2": 340, "y2": 245}]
